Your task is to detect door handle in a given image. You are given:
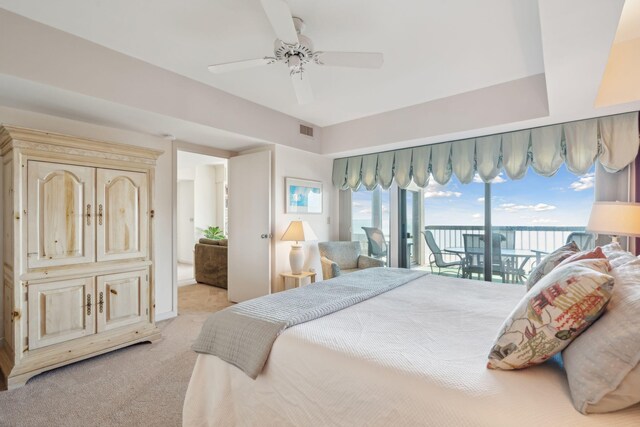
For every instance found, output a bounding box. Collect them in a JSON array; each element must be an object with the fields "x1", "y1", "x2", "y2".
[
  {"x1": 98, "y1": 204, "x2": 103, "y2": 225},
  {"x1": 86, "y1": 294, "x2": 92, "y2": 316},
  {"x1": 86, "y1": 204, "x2": 91, "y2": 226},
  {"x1": 260, "y1": 234, "x2": 272, "y2": 239},
  {"x1": 98, "y1": 292, "x2": 104, "y2": 314}
]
